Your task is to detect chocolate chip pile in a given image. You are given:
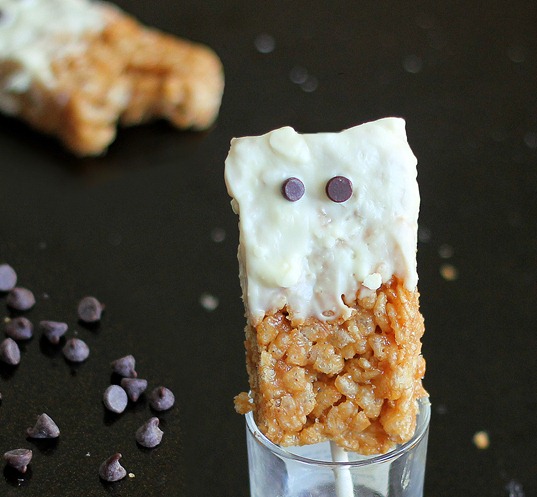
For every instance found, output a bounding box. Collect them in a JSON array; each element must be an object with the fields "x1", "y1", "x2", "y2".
[{"x1": 0, "y1": 262, "x2": 176, "y2": 482}]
